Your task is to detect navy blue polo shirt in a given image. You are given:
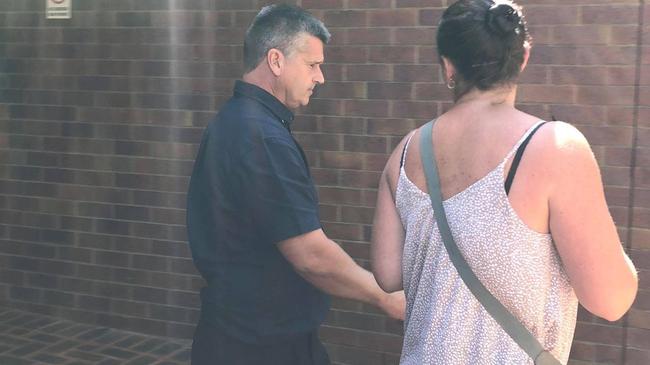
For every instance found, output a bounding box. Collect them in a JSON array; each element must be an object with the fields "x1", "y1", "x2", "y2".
[{"x1": 186, "y1": 80, "x2": 330, "y2": 344}]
